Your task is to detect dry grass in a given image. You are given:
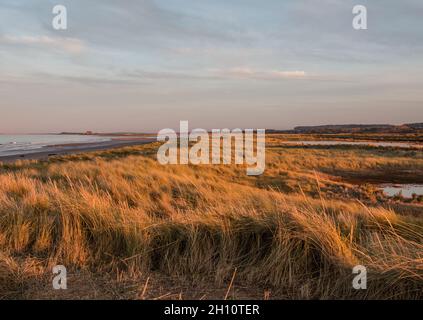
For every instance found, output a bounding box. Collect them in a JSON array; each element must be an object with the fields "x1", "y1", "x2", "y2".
[{"x1": 0, "y1": 138, "x2": 422, "y2": 299}]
